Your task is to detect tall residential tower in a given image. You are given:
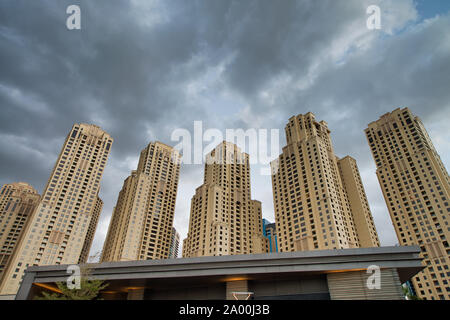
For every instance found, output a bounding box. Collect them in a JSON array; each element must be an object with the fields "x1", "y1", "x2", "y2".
[
  {"x1": 101, "y1": 142, "x2": 180, "y2": 262},
  {"x1": 0, "y1": 124, "x2": 113, "y2": 295},
  {"x1": 366, "y1": 107, "x2": 450, "y2": 300},
  {"x1": 169, "y1": 227, "x2": 180, "y2": 259},
  {"x1": 0, "y1": 183, "x2": 40, "y2": 279},
  {"x1": 271, "y1": 113, "x2": 380, "y2": 253},
  {"x1": 182, "y1": 141, "x2": 266, "y2": 257}
]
